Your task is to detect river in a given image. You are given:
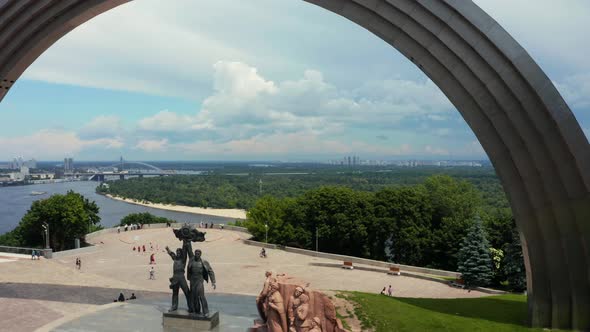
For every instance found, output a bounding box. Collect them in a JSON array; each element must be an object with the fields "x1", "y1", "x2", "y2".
[{"x1": 0, "y1": 181, "x2": 237, "y2": 235}]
